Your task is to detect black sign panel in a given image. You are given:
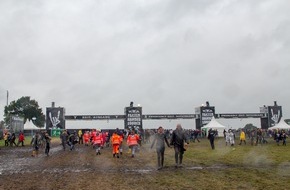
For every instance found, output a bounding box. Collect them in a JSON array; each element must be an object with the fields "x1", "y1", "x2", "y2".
[
  {"x1": 124, "y1": 107, "x2": 142, "y2": 131},
  {"x1": 268, "y1": 106, "x2": 282, "y2": 127},
  {"x1": 200, "y1": 106, "x2": 215, "y2": 126},
  {"x1": 65, "y1": 115, "x2": 125, "y2": 120},
  {"x1": 216, "y1": 113, "x2": 264, "y2": 118},
  {"x1": 46, "y1": 107, "x2": 65, "y2": 129},
  {"x1": 143, "y1": 114, "x2": 196, "y2": 120}
]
